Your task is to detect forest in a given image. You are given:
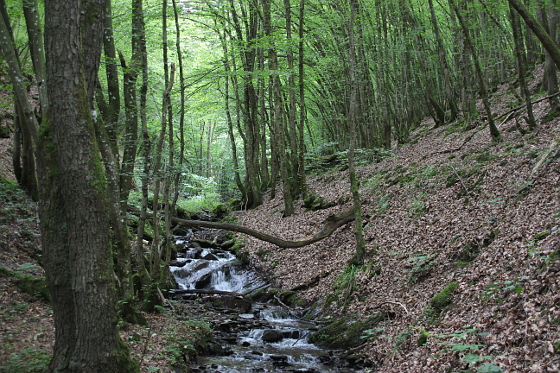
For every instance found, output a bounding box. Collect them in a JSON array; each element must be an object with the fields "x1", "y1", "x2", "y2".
[{"x1": 0, "y1": 0, "x2": 559, "y2": 372}]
